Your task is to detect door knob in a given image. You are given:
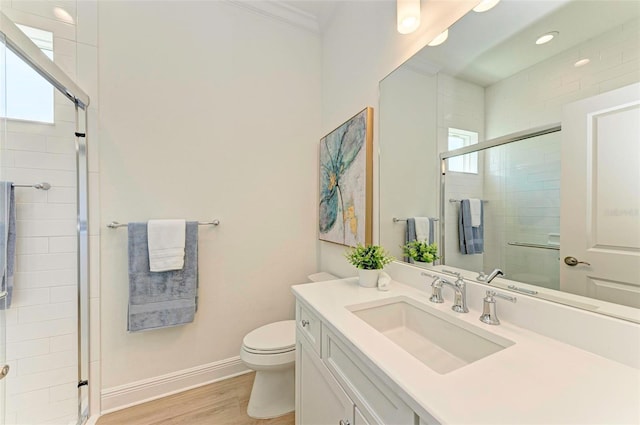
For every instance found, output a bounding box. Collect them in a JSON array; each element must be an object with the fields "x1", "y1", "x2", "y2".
[
  {"x1": 0, "y1": 364, "x2": 9, "y2": 380},
  {"x1": 564, "y1": 256, "x2": 591, "y2": 266}
]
